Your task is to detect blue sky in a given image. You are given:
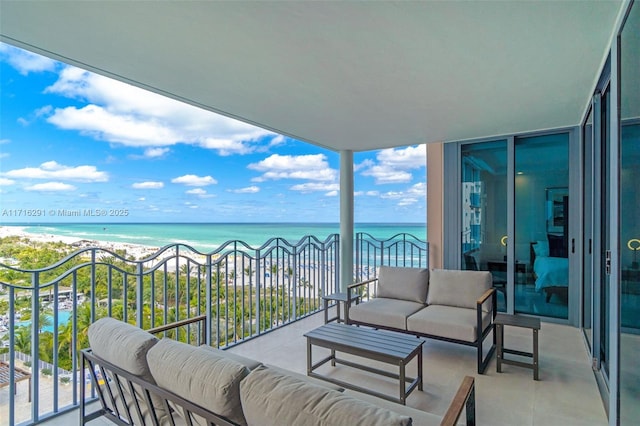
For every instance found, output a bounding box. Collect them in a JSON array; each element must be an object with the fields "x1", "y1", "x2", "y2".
[{"x1": 0, "y1": 43, "x2": 425, "y2": 223}]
